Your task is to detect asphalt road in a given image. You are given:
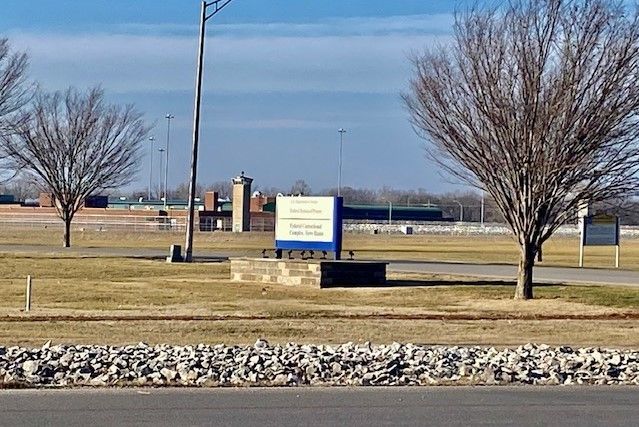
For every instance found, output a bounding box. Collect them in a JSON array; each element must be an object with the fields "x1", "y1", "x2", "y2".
[
  {"x1": 388, "y1": 261, "x2": 639, "y2": 287},
  {"x1": 3, "y1": 243, "x2": 638, "y2": 286},
  {"x1": 1, "y1": 387, "x2": 637, "y2": 427}
]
